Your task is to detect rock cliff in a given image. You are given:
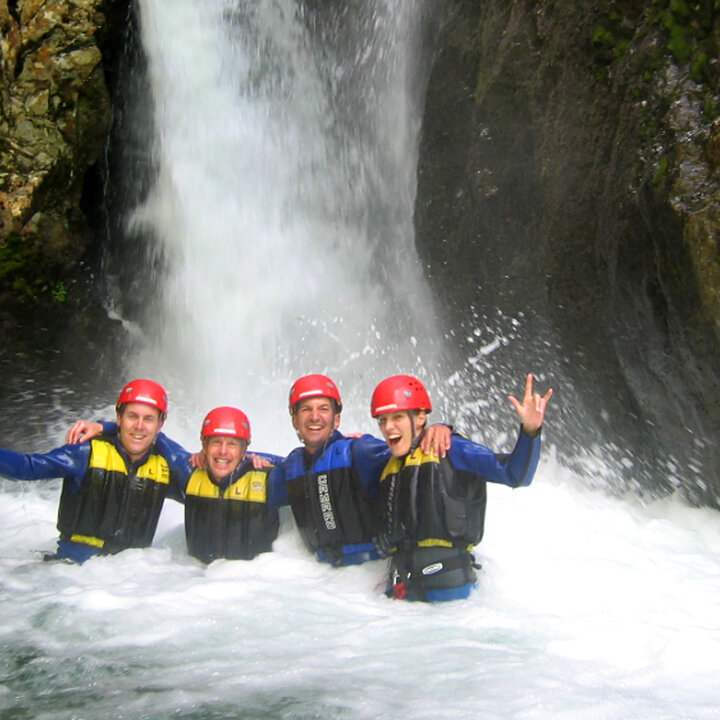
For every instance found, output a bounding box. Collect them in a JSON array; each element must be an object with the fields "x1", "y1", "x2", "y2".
[
  {"x1": 0, "y1": 0, "x2": 127, "y2": 319},
  {"x1": 416, "y1": 0, "x2": 720, "y2": 506}
]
